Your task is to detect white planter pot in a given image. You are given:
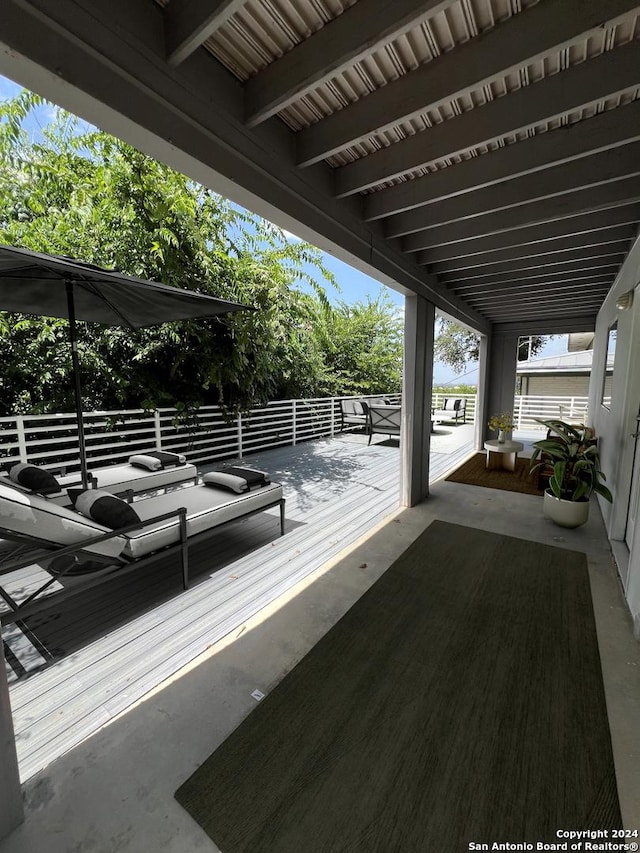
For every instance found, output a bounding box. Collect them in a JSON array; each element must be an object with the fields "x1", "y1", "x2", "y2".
[{"x1": 543, "y1": 489, "x2": 590, "y2": 528}]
